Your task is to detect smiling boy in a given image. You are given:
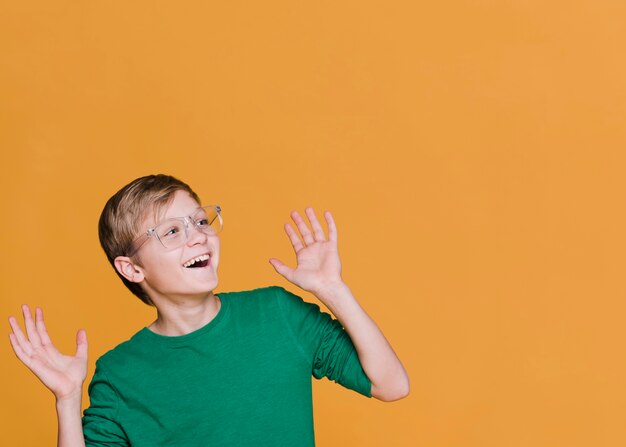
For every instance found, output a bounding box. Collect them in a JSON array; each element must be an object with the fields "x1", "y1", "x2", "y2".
[{"x1": 9, "y1": 174, "x2": 409, "y2": 446}]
